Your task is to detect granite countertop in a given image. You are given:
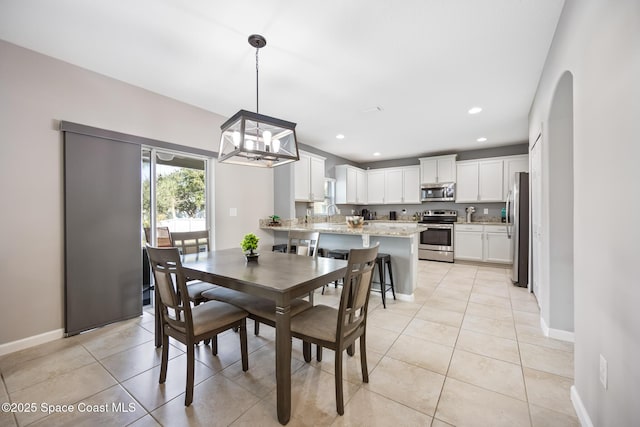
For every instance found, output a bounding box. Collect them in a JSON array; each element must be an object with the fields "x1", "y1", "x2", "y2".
[
  {"x1": 260, "y1": 222, "x2": 426, "y2": 238},
  {"x1": 455, "y1": 221, "x2": 510, "y2": 226}
]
